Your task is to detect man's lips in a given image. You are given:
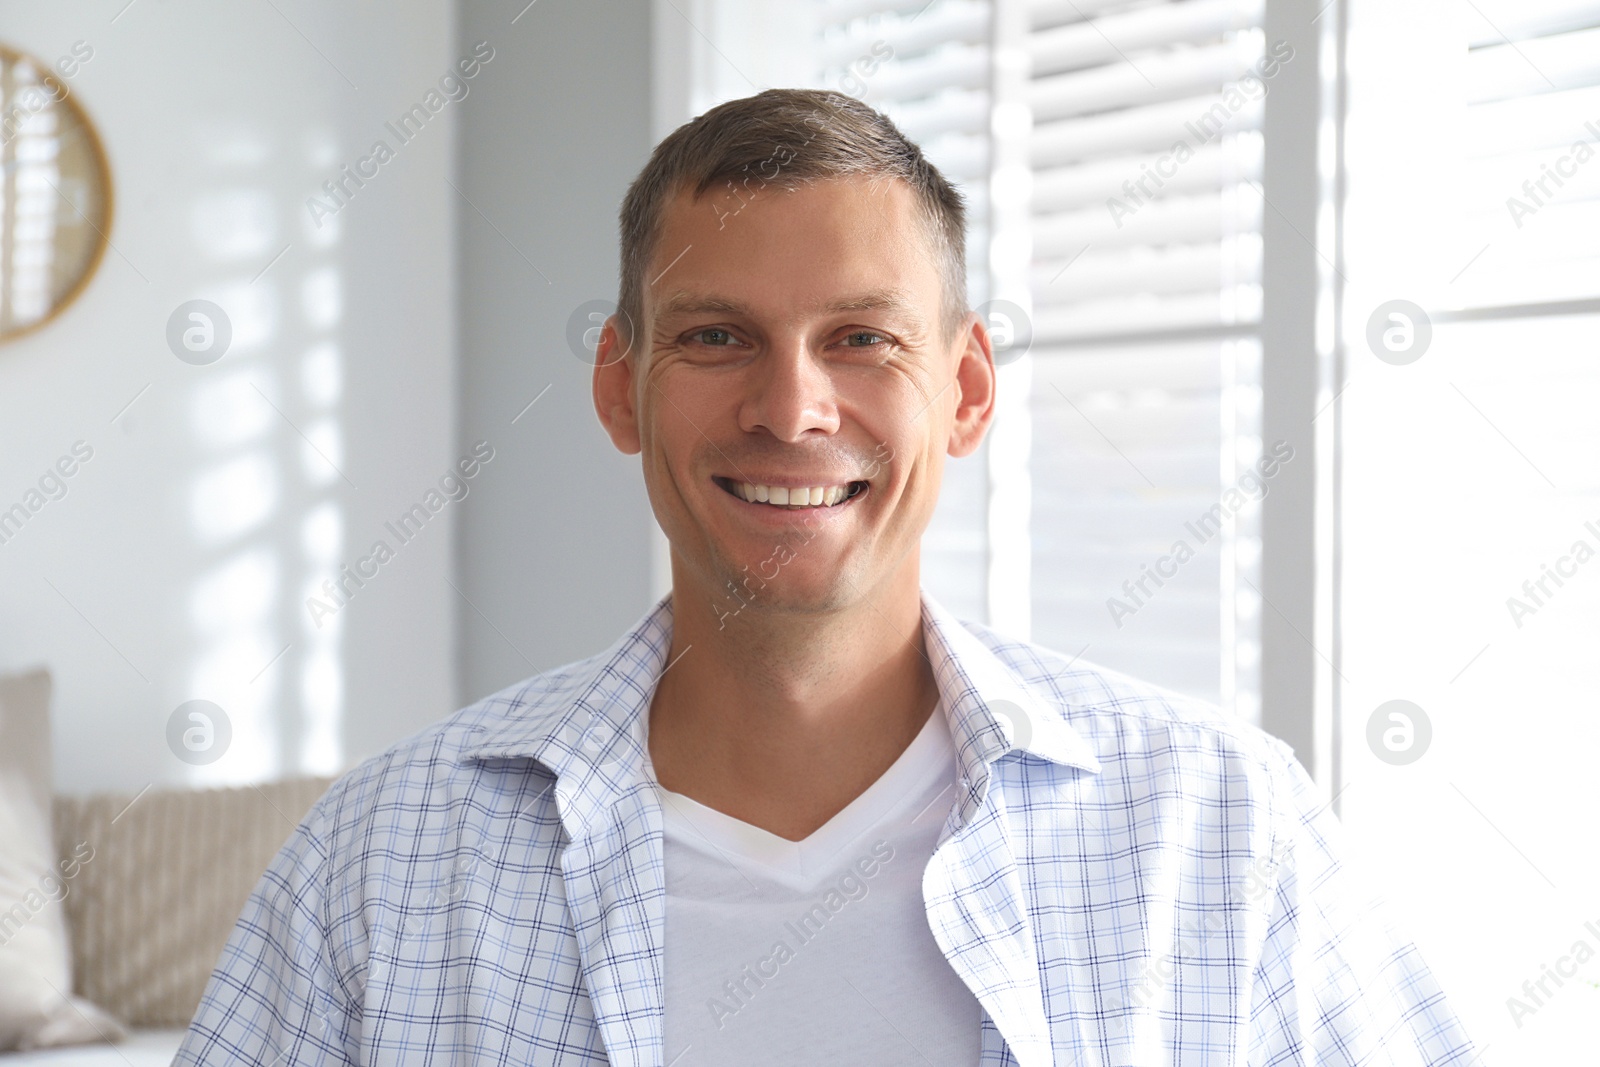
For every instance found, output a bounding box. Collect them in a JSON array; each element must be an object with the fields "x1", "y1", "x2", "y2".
[{"x1": 711, "y1": 475, "x2": 869, "y2": 509}]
